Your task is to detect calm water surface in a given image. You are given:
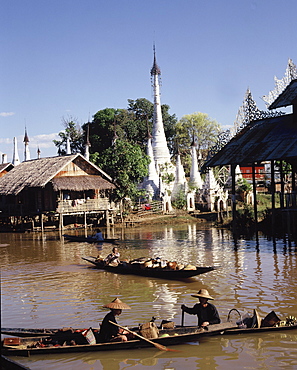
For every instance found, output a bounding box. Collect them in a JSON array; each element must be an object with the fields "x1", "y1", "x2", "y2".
[{"x1": 1, "y1": 223, "x2": 297, "y2": 370}]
